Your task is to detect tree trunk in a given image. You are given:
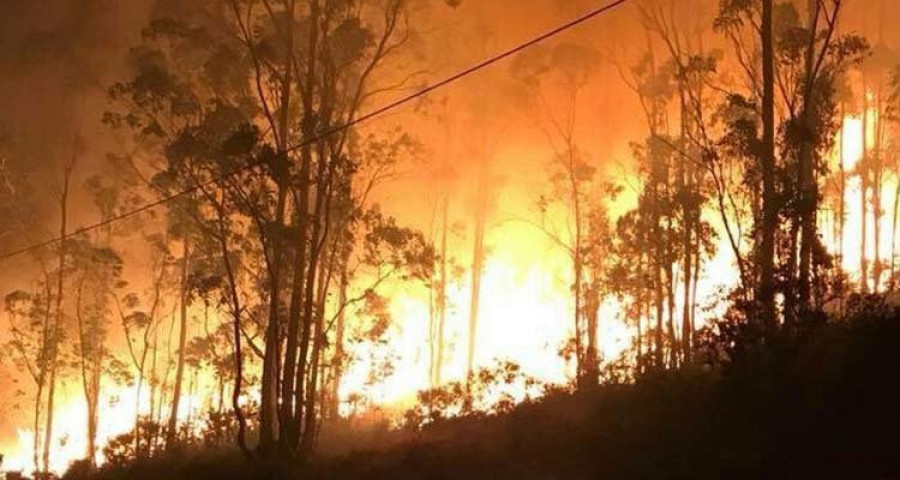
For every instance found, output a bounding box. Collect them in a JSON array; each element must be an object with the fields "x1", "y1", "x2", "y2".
[
  {"x1": 31, "y1": 276, "x2": 54, "y2": 474},
  {"x1": 298, "y1": 134, "x2": 333, "y2": 457},
  {"x1": 166, "y1": 239, "x2": 190, "y2": 448},
  {"x1": 76, "y1": 279, "x2": 100, "y2": 466},
  {"x1": 681, "y1": 194, "x2": 693, "y2": 364},
  {"x1": 785, "y1": 219, "x2": 800, "y2": 325},
  {"x1": 282, "y1": 0, "x2": 313, "y2": 454},
  {"x1": 329, "y1": 263, "x2": 349, "y2": 418},
  {"x1": 584, "y1": 286, "x2": 599, "y2": 386},
  {"x1": 797, "y1": 0, "x2": 820, "y2": 313},
  {"x1": 215, "y1": 212, "x2": 252, "y2": 458},
  {"x1": 861, "y1": 77, "x2": 871, "y2": 293},
  {"x1": 260, "y1": 187, "x2": 287, "y2": 455},
  {"x1": 43, "y1": 157, "x2": 72, "y2": 473},
  {"x1": 891, "y1": 174, "x2": 900, "y2": 290},
  {"x1": 467, "y1": 166, "x2": 488, "y2": 383},
  {"x1": 758, "y1": 0, "x2": 779, "y2": 334},
  {"x1": 654, "y1": 258, "x2": 664, "y2": 369},
  {"x1": 32, "y1": 379, "x2": 43, "y2": 475},
  {"x1": 42, "y1": 364, "x2": 57, "y2": 474},
  {"x1": 433, "y1": 196, "x2": 449, "y2": 387},
  {"x1": 872, "y1": 86, "x2": 886, "y2": 291},
  {"x1": 665, "y1": 261, "x2": 676, "y2": 368},
  {"x1": 839, "y1": 107, "x2": 847, "y2": 308},
  {"x1": 262, "y1": 0, "x2": 298, "y2": 455}
]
